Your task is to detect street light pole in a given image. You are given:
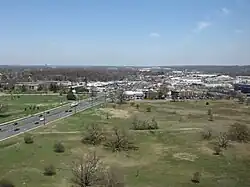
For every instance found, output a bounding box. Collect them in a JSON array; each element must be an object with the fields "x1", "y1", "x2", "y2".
[
  {"x1": 104, "y1": 90, "x2": 107, "y2": 107},
  {"x1": 43, "y1": 111, "x2": 46, "y2": 125}
]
